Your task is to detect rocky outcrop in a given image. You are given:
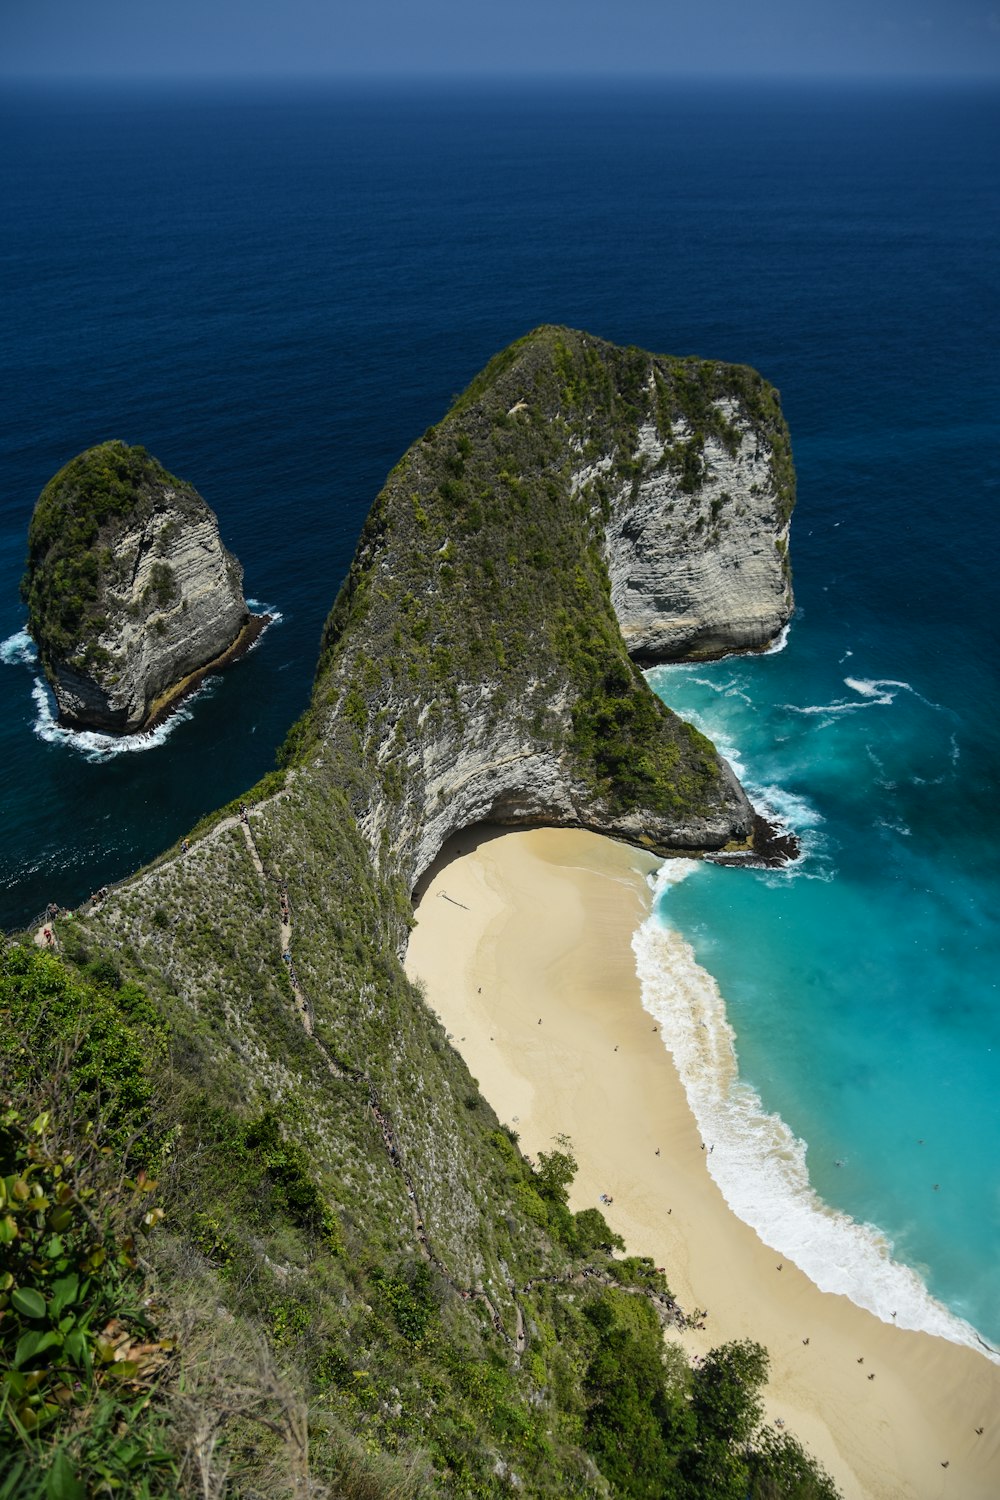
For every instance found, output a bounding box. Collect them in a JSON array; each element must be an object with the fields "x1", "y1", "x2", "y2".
[
  {"x1": 299, "y1": 325, "x2": 795, "y2": 888},
  {"x1": 606, "y1": 407, "x2": 792, "y2": 660},
  {"x1": 22, "y1": 441, "x2": 252, "y2": 733},
  {"x1": 53, "y1": 336, "x2": 831, "y2": 1499},
  {"x1": 69, "y1": 328, "x2": 797, "y2": 1368}
]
